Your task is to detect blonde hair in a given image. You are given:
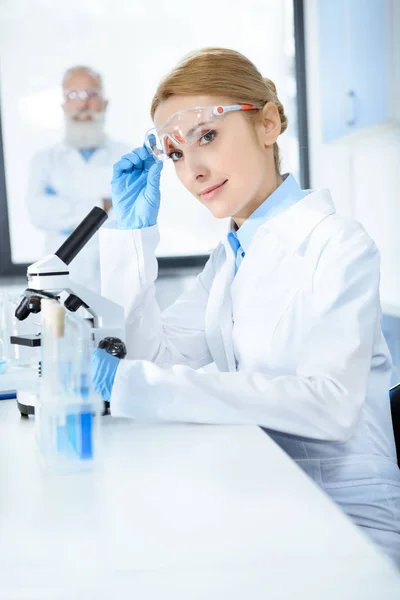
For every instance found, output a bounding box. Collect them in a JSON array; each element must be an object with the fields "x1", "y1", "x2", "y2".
[{"x1": 151, "y1": 47, "x2": 288, "y2": 174}]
